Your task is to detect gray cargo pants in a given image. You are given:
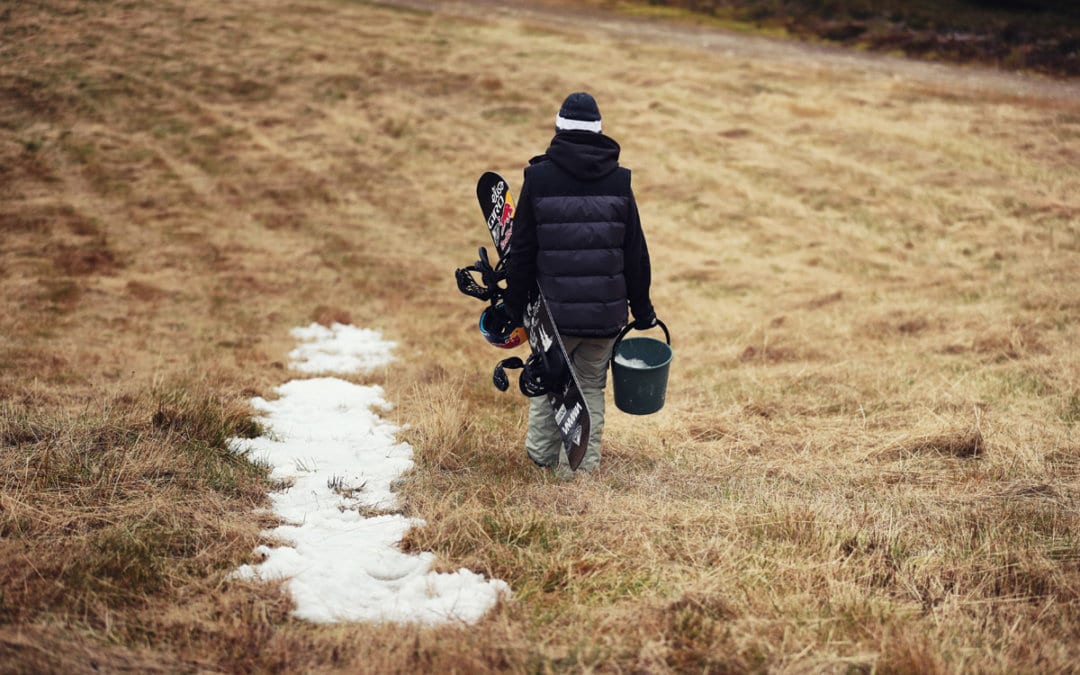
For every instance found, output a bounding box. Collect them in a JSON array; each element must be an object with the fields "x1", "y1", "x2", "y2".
[{"x1": 526, "y1": 335, "x2": 616, "y2": 472}]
